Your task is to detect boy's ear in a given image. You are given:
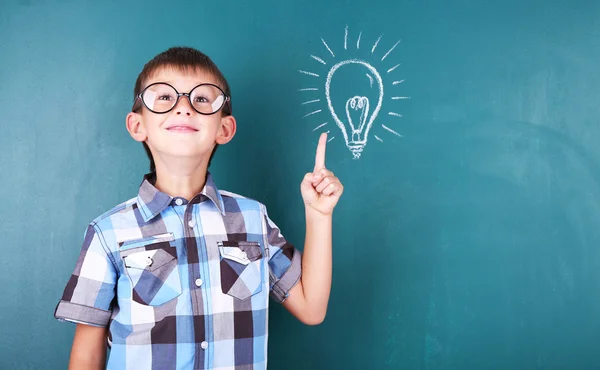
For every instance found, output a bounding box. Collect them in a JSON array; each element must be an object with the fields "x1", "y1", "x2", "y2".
[
  {"x1": 216, "y1": 115, "x2": 237, "y2": 145},
  {"x1": 126, "y1": 112, "x2": 147, "y2": 142}
]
